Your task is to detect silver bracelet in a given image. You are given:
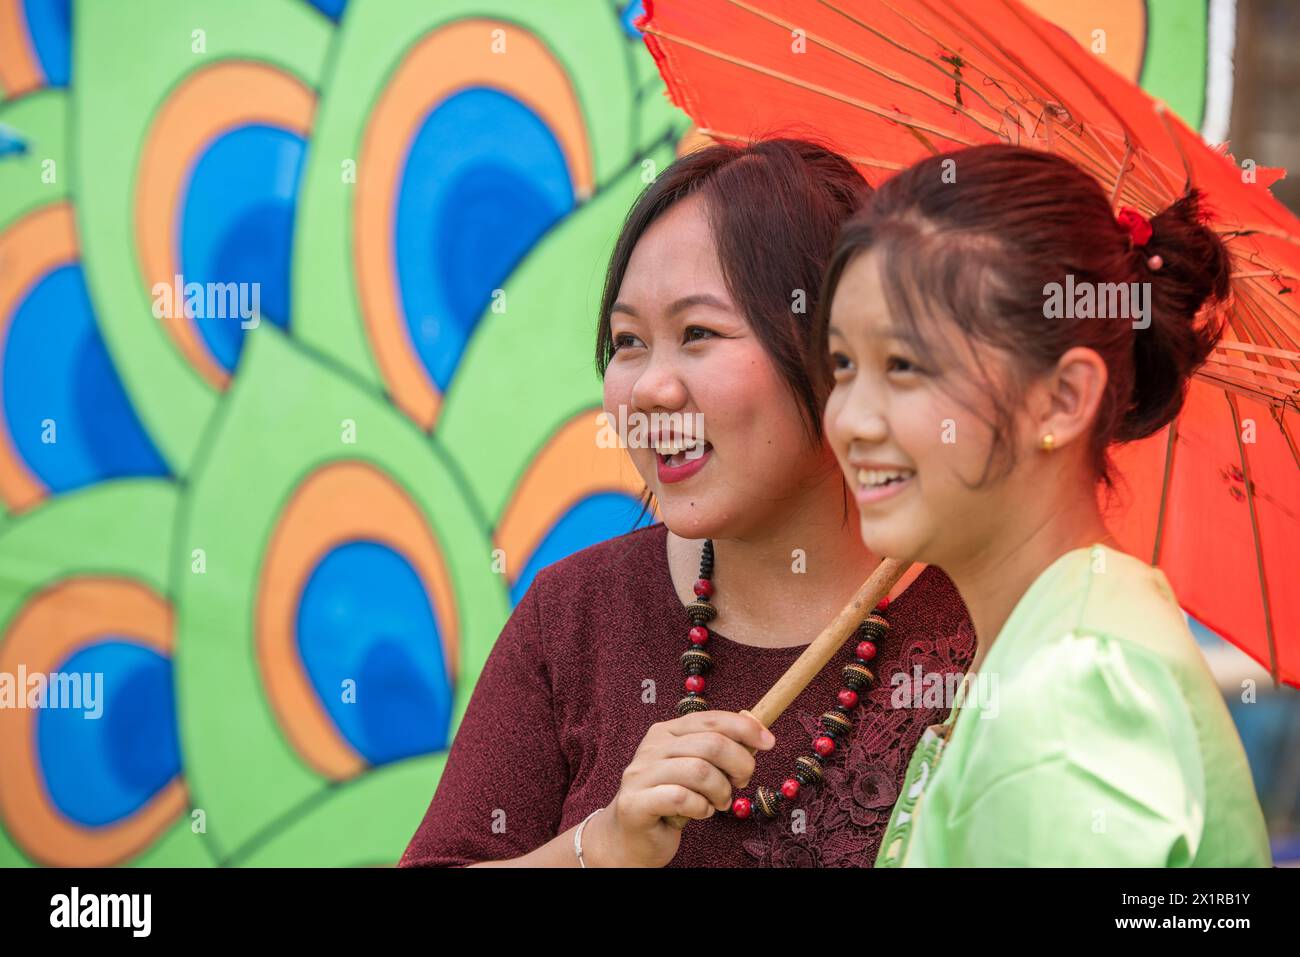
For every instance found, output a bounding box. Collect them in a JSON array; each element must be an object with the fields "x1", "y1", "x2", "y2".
[{"x1": 573, "y1": 808, "x2": 603, "y2": 868}]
